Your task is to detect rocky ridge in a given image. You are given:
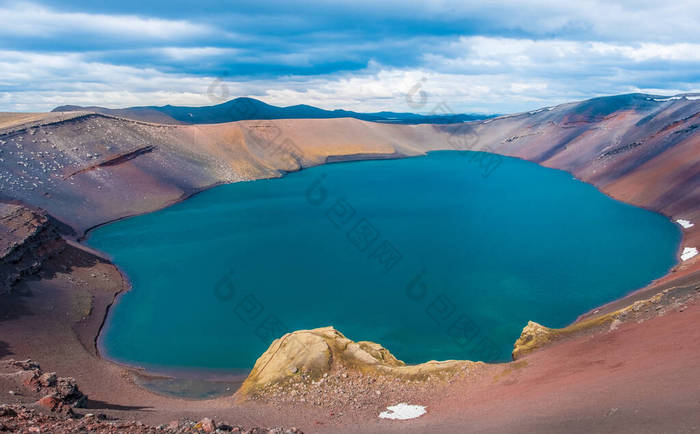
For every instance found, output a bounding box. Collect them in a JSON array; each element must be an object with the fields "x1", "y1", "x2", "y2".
[
  {"x1": 512, "y1": 280, "x2": 700, "y2": 359},
  {"x1": 0, "y1": 203, "x2": 64, "y2": 294}
]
